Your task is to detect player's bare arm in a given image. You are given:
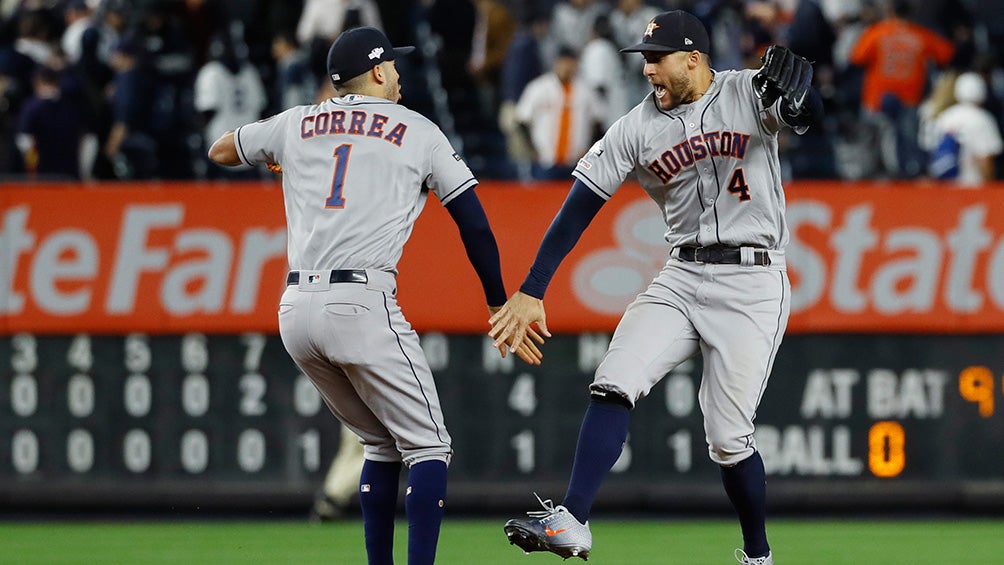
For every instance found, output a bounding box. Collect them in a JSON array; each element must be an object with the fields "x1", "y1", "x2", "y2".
[
  {"x1": 208, "y1": 130, "x2": 241, "y2": 166},
  {"x1": 210, "y1": 129, "x2": 282, "y2": 171}
]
